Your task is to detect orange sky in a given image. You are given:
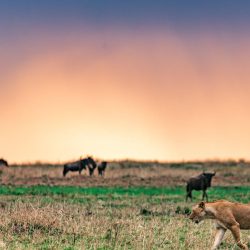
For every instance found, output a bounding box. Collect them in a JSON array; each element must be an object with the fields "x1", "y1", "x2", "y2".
[{"x1": 1, "y1": 30, "x2": 250, "y2": 163}]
